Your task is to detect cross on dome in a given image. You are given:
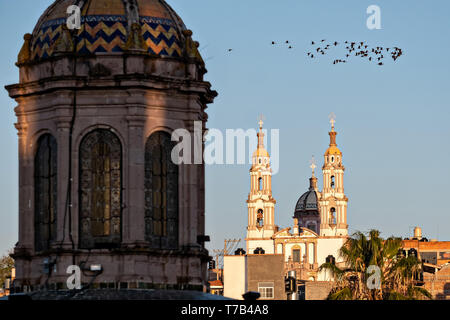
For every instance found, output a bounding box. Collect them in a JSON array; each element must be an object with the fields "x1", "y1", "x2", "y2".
[
  {"x1": 310, "y1": 156, "x2": 317, "y2": 177},
  {"x1": 258, "y1": 114, "x2": 265, "y2": 131},
  {"x1": 328, "y1": 112, "x2": 336, "y2": 131}
]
